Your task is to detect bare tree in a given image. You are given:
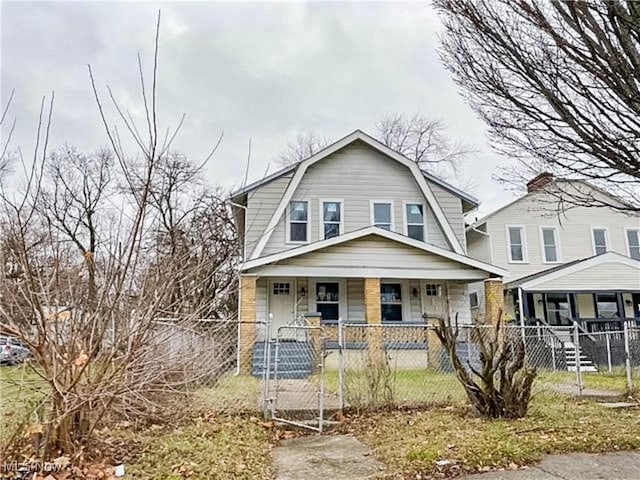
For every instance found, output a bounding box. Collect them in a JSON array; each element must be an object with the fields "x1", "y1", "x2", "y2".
[
  {"x1": 276, "y1": 131, "x2": 332, "y2": 166},
  {"x1": 435, "y1": 0, "x2": 640, "y2": 212},
  {"x1": 276, "y1": 115, "x2": 473, "y2": 181},
  {"x1": 0, "y1": 11, "x2": 238, "y2": 461},
  {"x1": 376, "y1": 113, "x2": 473, "y2": 177}
]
